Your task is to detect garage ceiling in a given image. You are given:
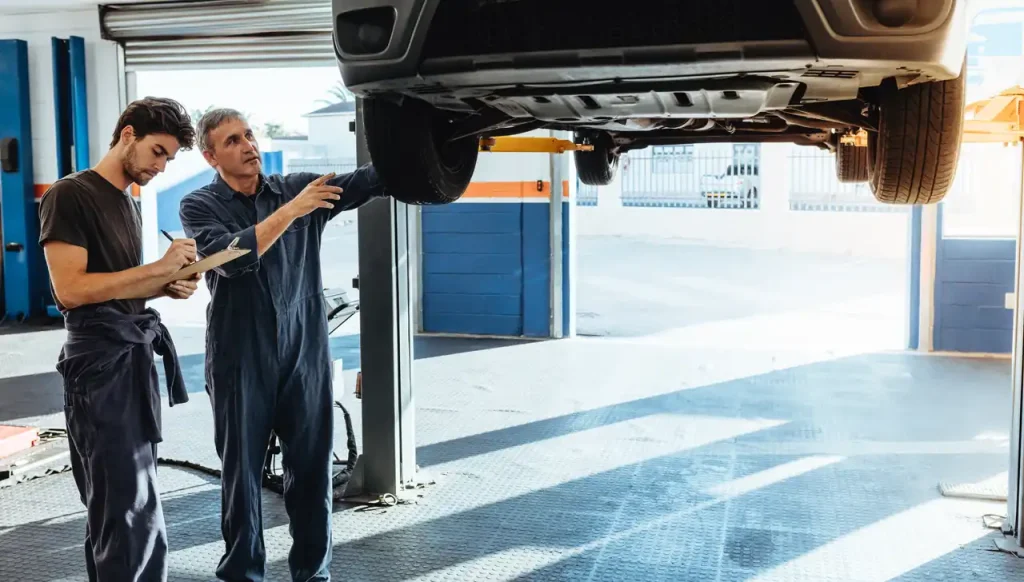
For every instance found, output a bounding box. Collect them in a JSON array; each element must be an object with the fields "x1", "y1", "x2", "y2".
[{"x1": 2, "y1": 0, "x2": 203, "y2": 15}]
